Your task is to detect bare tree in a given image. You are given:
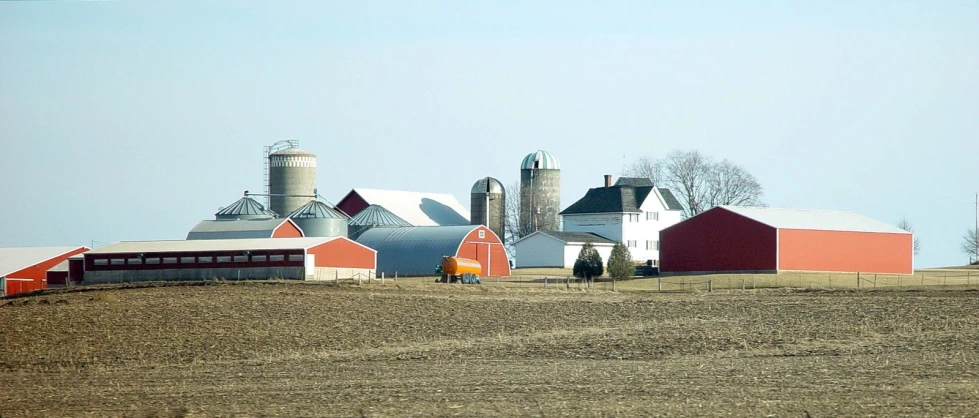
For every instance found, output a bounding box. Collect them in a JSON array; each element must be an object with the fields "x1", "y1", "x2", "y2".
[
  {"x1": 625, "y1": 150, "x2": 764, "y2": 218},
  {"x1": 963, "y1": 228, "x2": 979, "y2": 264},
  {"x1": 897, "y1": 217, "x2": 921, "y2": 256},
  {"x1": 504, "y1": 181, "x2": 522, "y2": 250}
]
